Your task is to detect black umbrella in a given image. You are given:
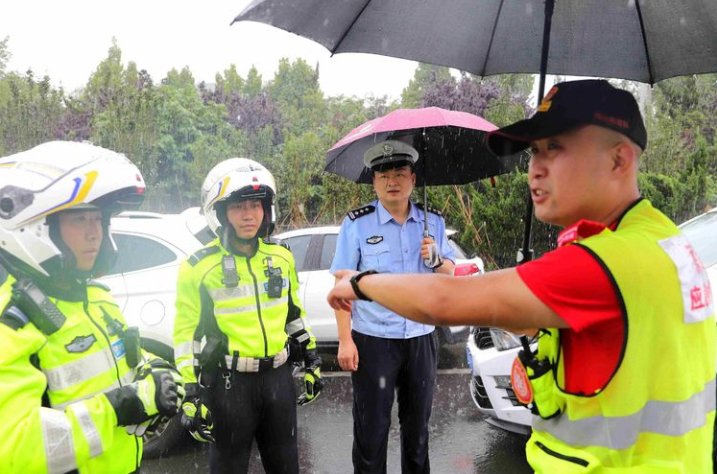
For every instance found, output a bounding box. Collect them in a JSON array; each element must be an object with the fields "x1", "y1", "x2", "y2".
[{"x1": 233, "y1": 0, "x2": 717, "y2": 261}]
